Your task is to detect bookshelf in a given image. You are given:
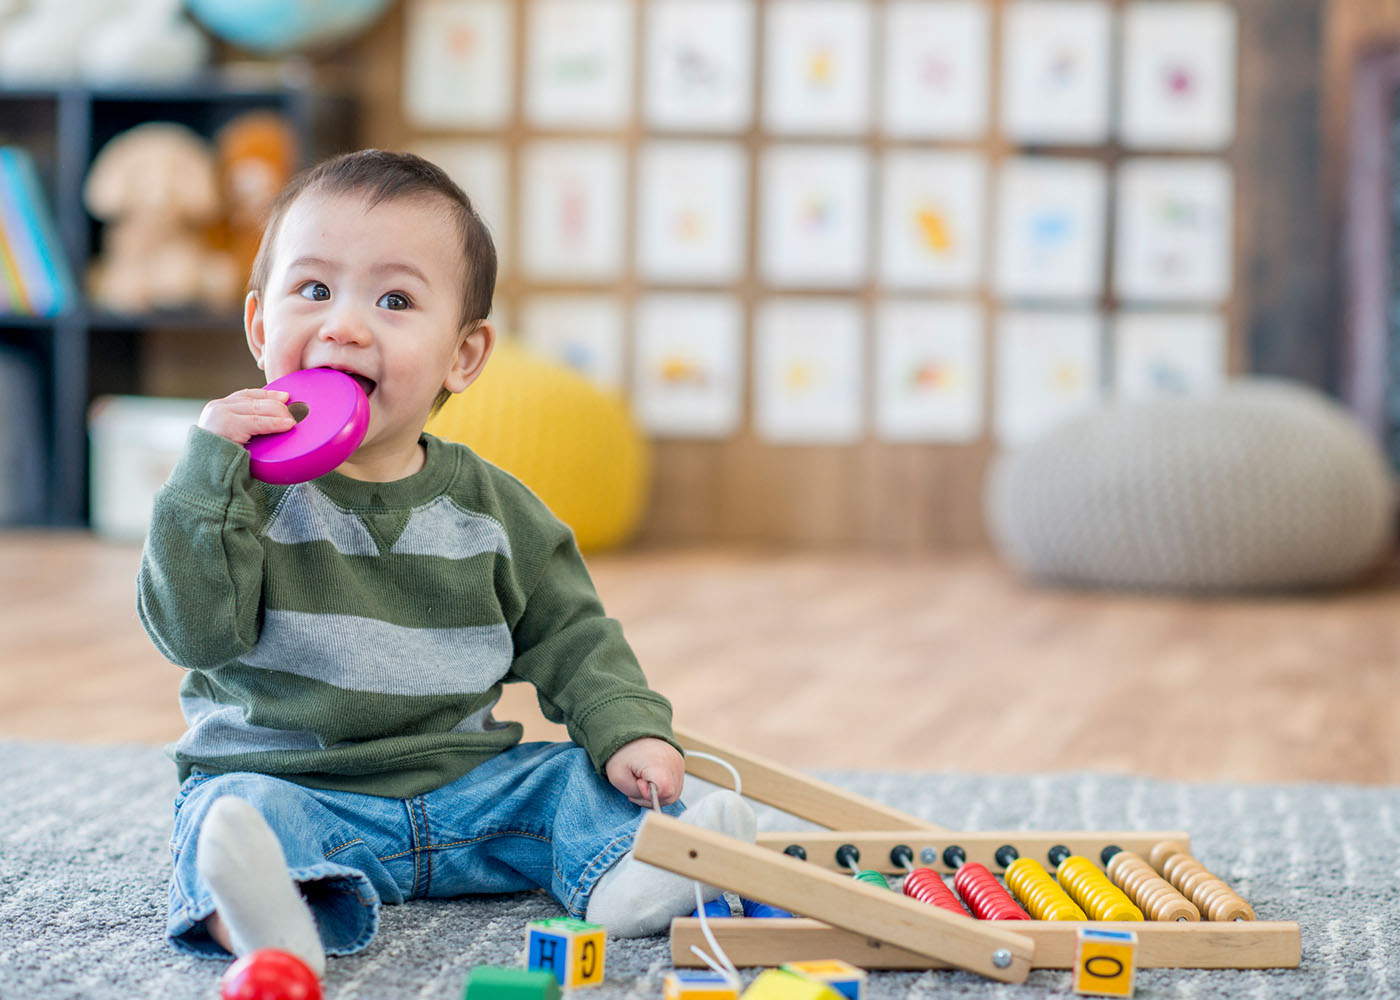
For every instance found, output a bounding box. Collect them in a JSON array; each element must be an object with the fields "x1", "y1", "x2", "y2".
[{"x1": 0, "y1": 77, "x2": 355, "y2": 527}]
